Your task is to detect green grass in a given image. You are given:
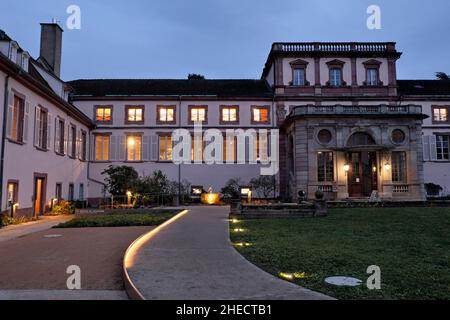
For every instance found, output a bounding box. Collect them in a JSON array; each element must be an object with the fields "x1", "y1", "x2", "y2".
[
  {"x1": 231, "y1": 207, "x2": 450, "y2": 300},
  {"x1": 55, "y1": 210, "x2": 179, "y2": 228}
]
